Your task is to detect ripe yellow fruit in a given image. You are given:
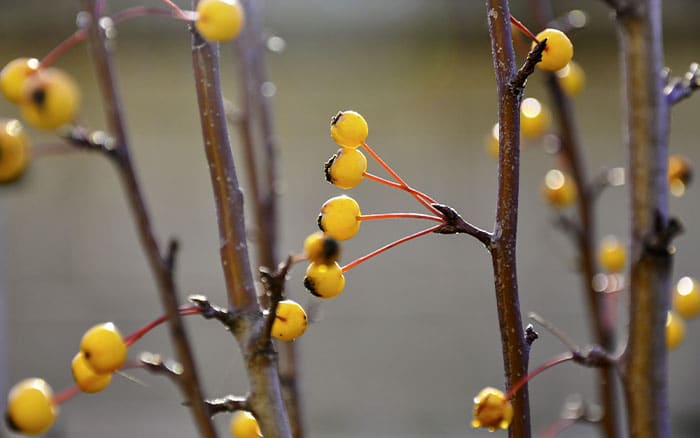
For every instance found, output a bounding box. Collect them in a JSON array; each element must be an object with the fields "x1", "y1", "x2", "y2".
[
  {"x1": 304, "y1": 262, "x2": 345, "y2": 299},
  {"x1": 0, "y1": 119, "x2": 30, "y2": 183},
  {"x1": 598, "y1": 236, "x2": 626, "y2": 273},
  {"x1": 471, "y1": 387, "x2": 513, "y2": 431},
  {"x1": 80, "y1": 322, "x2": 128, "y2": 373},
  {"x1": 520, "y1": 97, "x2": 551, "y2": 139},
  {"x1": 667, "y1": 154, "x2": 692, "y2": 197},
  {"x1": 673, "y1": 276, "x2": 700, "y2": 320},
  {"x1": 324, "y1": 147, "x2": 367, "y2": 189},
  {"x1": 555, "y1": 61, "x2": 585, "y2": 96},
  {"x1": 229, "y1": 410, "x2": 262, "y2": 438},
  {"x1": 303, "y1": 231, "x2": 340, "y2": 264},
  {"x1": 71, "y1": 352, "x2": 112, "y2": 393},
  {"x1": 318, "y1": 195, "x2": 361, "y2": 241},
  {"x1": 195, "y1": 0, "x2": 245, "y2": 42},
  {"x1": 542, "y1": 169, "x2": 576, "y2": 208},
  {"x1": 330, "y1": 110, "x2": 368, "y2": 149},
  {"x1": 0, "y1": 57, "x2": 39, "y2": 104},
  {"x1": 271, "y1": 300, "x2": 308, "y2": 341},
  {"x1": 533, "y1": 28, "x2": 574, "y2": 72},
  {"x1": 666, "y1": 311, "x2": 685, "y2": 350},
  {"x1": 6, "y1": 378, "x2": 58, "y2": 436},
  {"x1": 20, "y1": 67, "x2": 80, "y2": 130}
]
